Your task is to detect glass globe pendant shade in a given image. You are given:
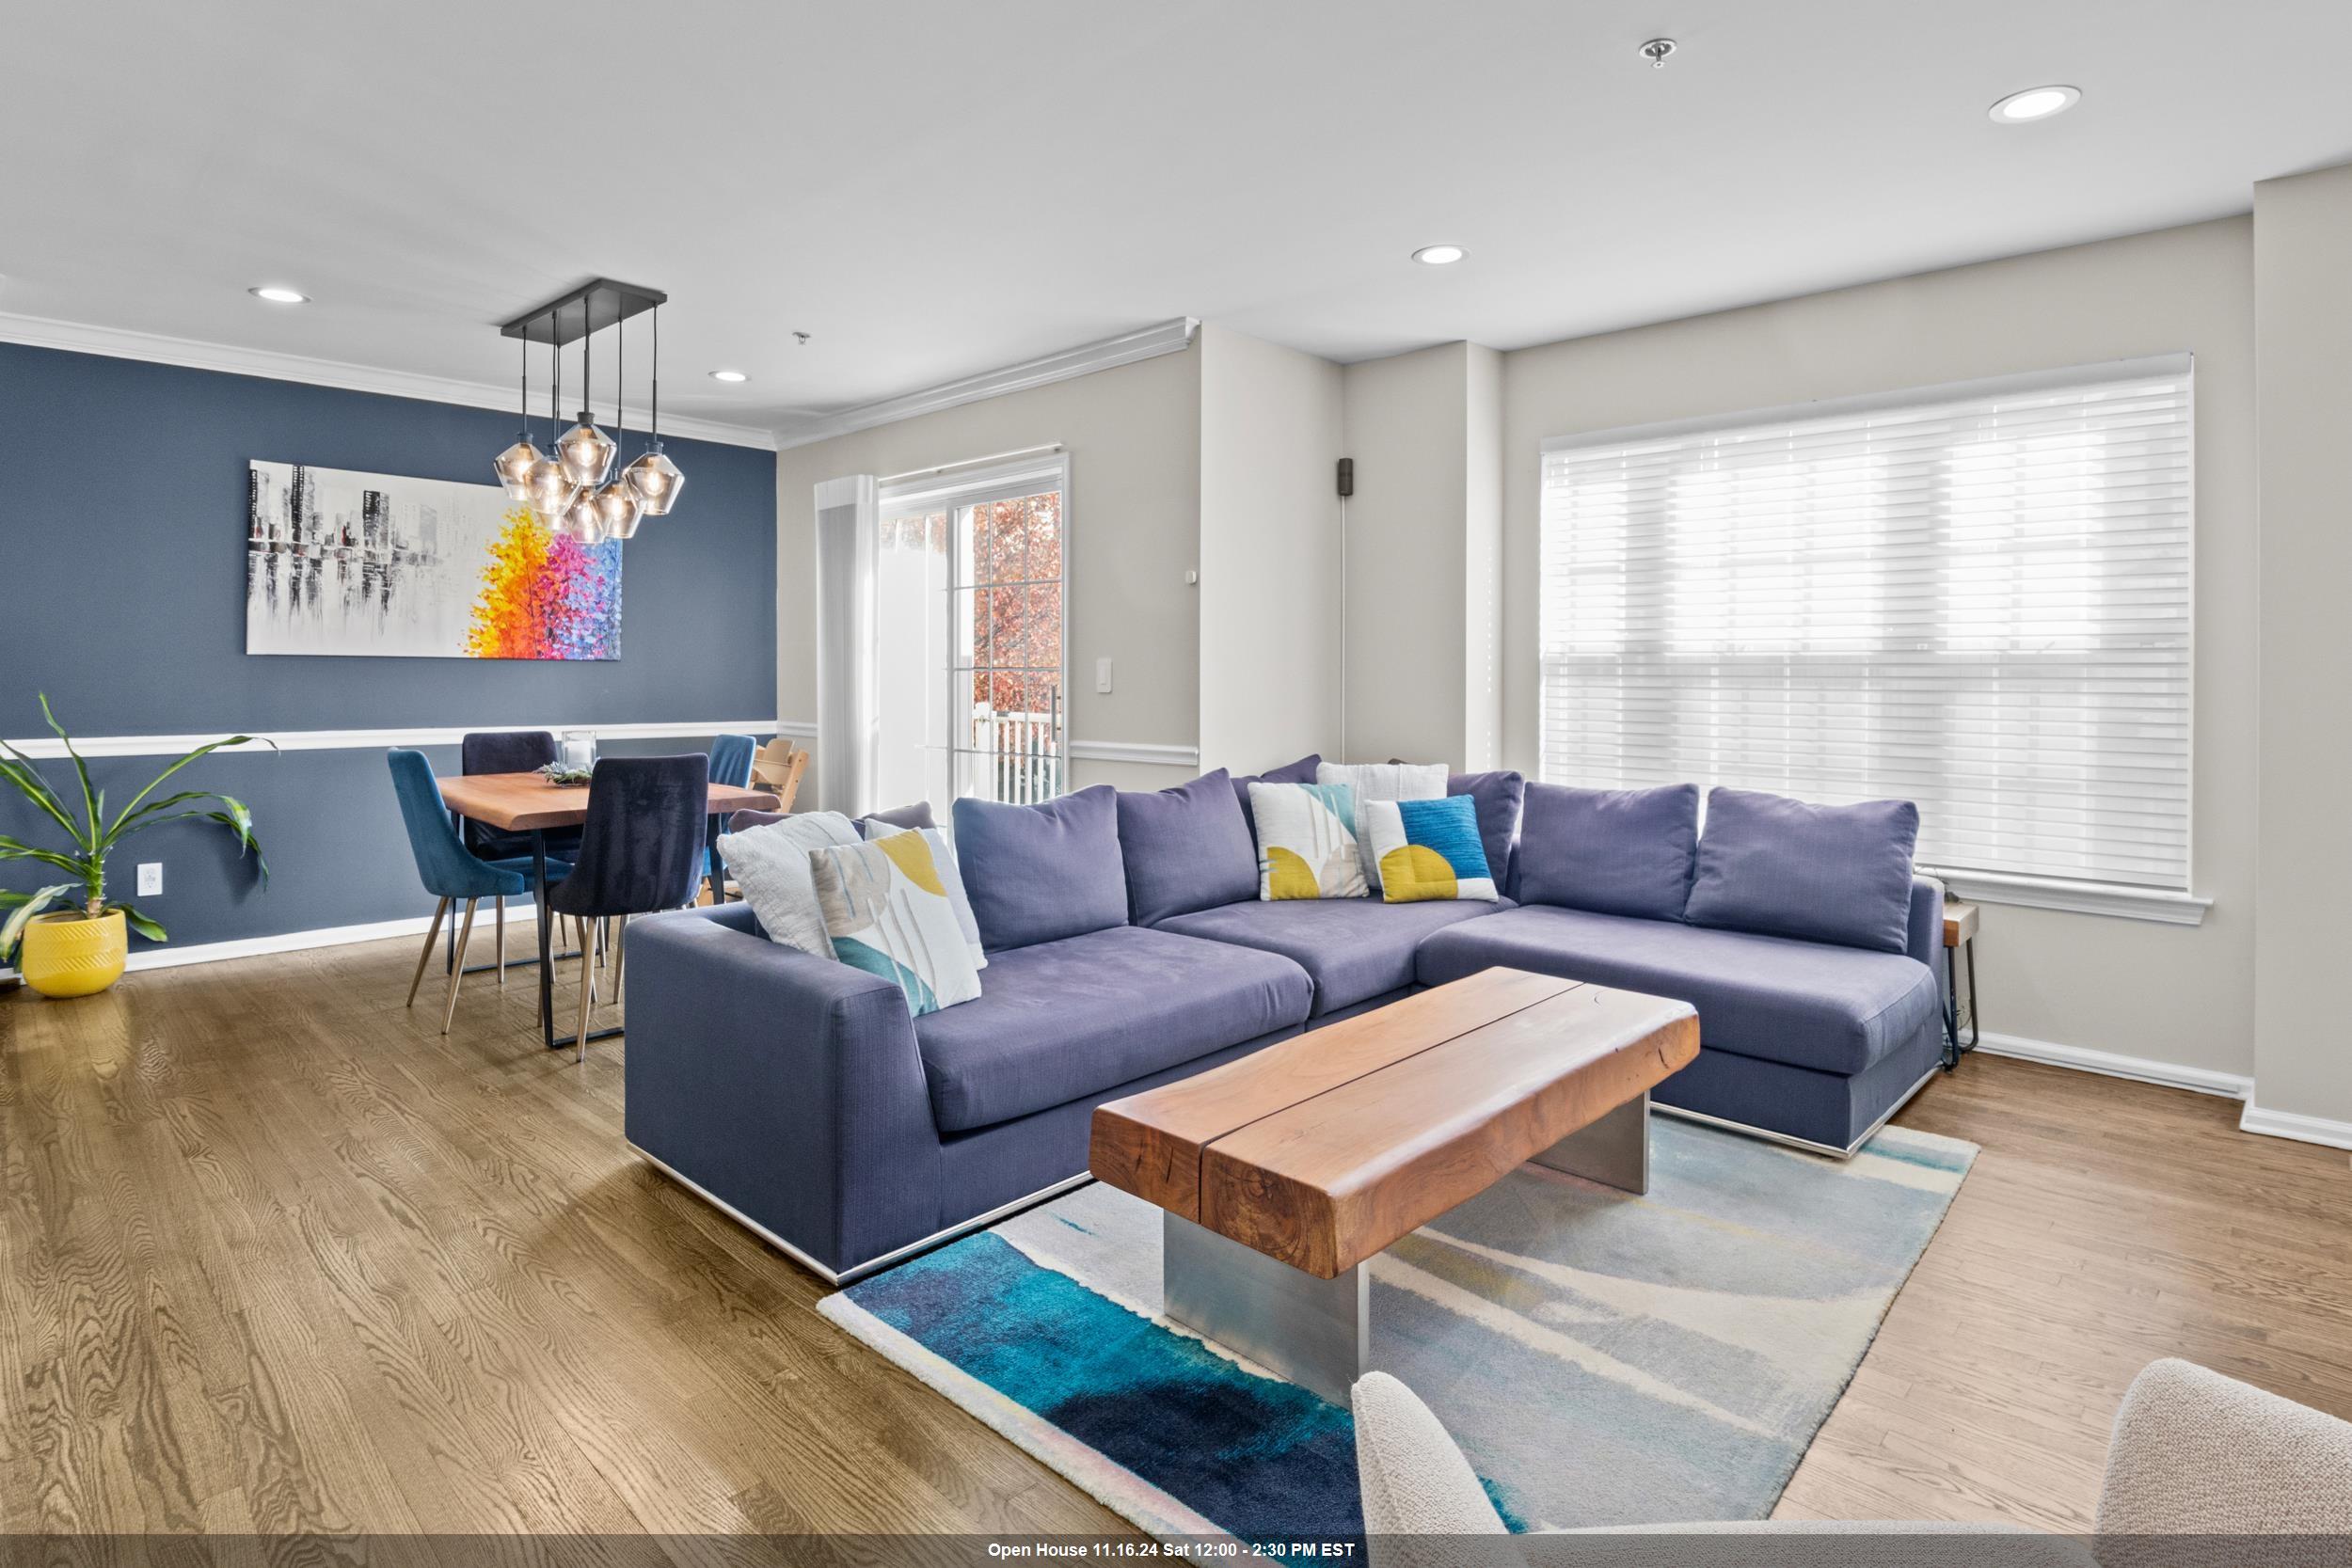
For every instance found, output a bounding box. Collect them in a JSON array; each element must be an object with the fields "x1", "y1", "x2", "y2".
[
  {"x1": 556, "y1": 409, "x2": 617, "y2": 488},
  {"x1": 494, "y1": 436, "x2": 542, "y2": 502},
  {"x1": 558, "y1": 489, "x2": 606, "y2": 544},
  {"x1": 623, "y1": 442, "x2": 685, "y2": 516},
  {"x1": 526, "y1": 457, "x2": 580, "y2": 522},
  {"x1": 595, "y1": 482, "x2": 644, "y2": 541}
]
